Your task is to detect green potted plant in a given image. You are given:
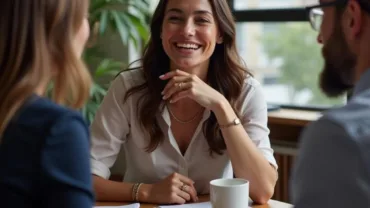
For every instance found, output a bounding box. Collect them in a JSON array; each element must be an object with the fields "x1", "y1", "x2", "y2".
[{"x1": 82, "y1": 0, "x2": 151, "y2": 123}]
